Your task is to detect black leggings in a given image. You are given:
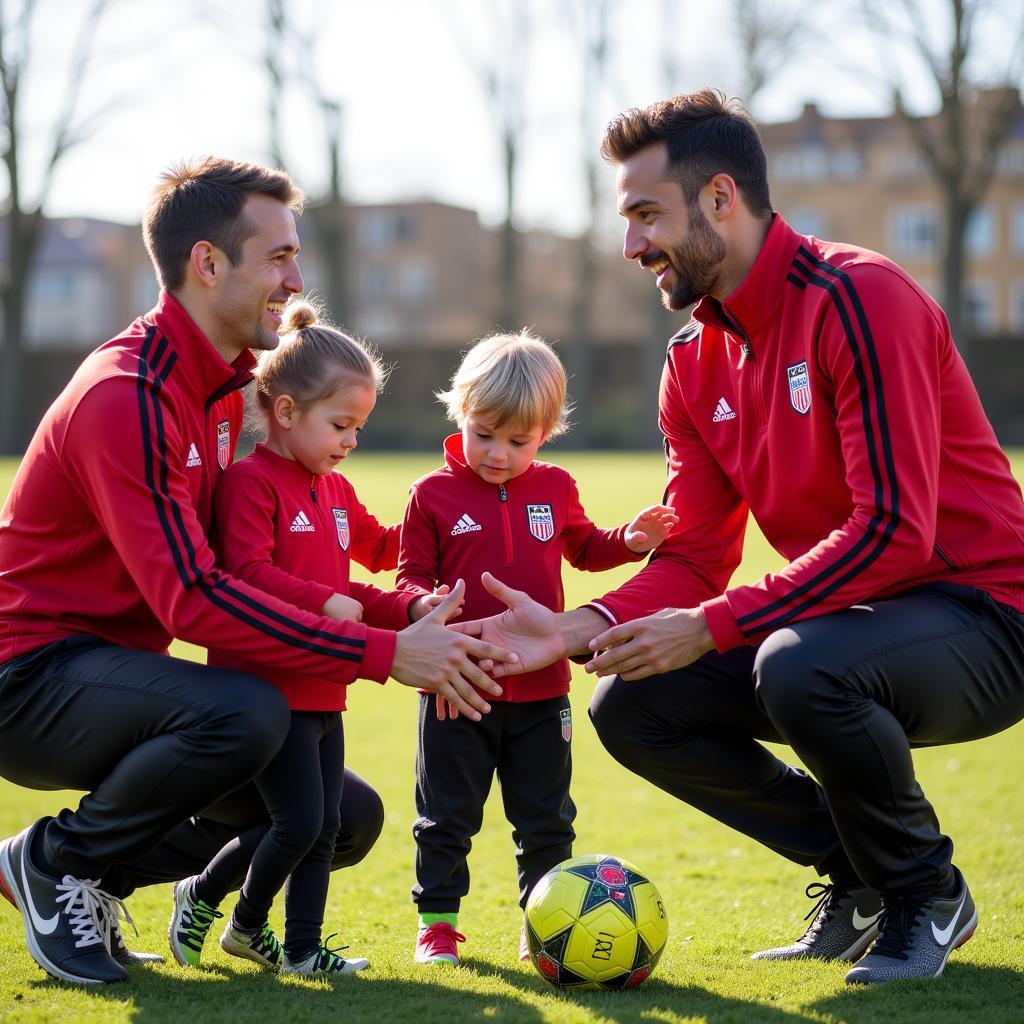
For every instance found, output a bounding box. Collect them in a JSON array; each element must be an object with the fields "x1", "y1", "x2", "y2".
[
  {"x1": 0, "y1": 638, "x2": 383, "y2": 897},
  {"x1": 195, "y1": 711, "x2": 345, "y2": 960},
  {"x1": 589, "y1": 585, "x2": 1024, "y2": 896}
]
